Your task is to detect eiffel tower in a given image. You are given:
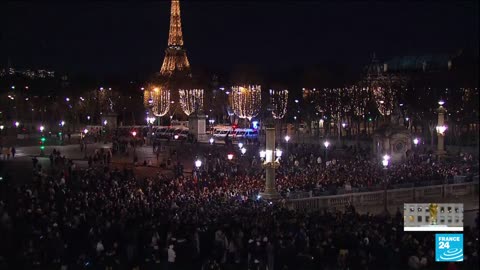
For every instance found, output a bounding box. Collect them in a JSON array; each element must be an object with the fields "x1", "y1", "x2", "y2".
[
  {"x1": 160, "y1": 0, "x2": 191, "y2": 77},
  {"x1": 145, "y1": 0, "x2": 192, "y2": 117}
]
